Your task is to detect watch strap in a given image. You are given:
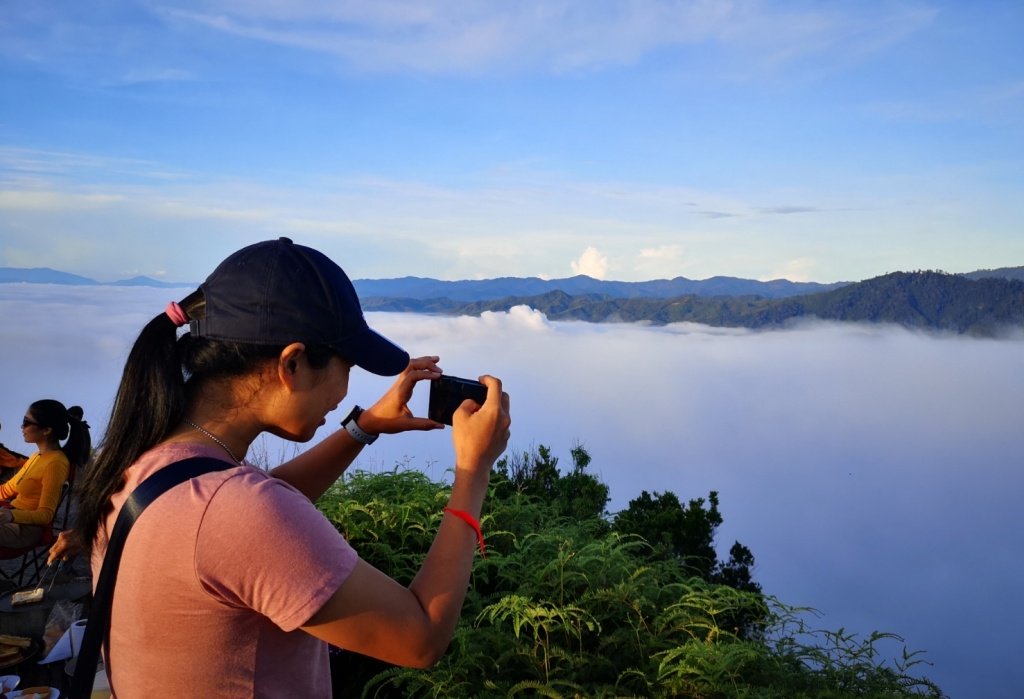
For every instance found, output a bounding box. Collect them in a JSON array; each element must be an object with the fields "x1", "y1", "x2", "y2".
[{"x1": 342, "y1": 406, "x2": 377, "y2": 445}]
